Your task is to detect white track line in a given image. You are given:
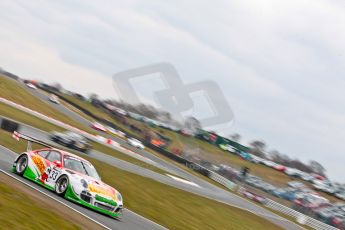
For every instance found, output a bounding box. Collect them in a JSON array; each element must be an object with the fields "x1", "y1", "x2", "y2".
[
  {"x1": 0, "y1": 169, "x2": 111, "y2": 230},
  {"x1": 166, "y1": 174, "x2": 200, "y2": 188},
  {"x1": 124, "y1": 209, "x2": 168, "y2": 230}
]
